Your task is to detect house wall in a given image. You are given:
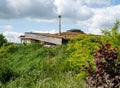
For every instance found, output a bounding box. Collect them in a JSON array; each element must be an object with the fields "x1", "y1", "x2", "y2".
[
  {"x1": 27, "y1": 40, "x2": 32, "y2": 43},
  {"x1": 25, "y1": 33, "x2": 63, "y2": 45},
  {"x1": 21, "y1": 39, "x2": 40, "y2": 44}
]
